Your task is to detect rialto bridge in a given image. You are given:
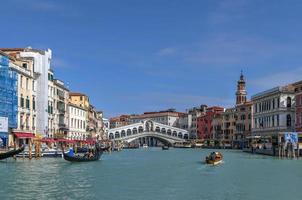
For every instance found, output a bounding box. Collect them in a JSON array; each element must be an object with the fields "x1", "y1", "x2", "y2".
[{"x1": 108, "y1": 120, "x2": 188, "y2": 145}]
